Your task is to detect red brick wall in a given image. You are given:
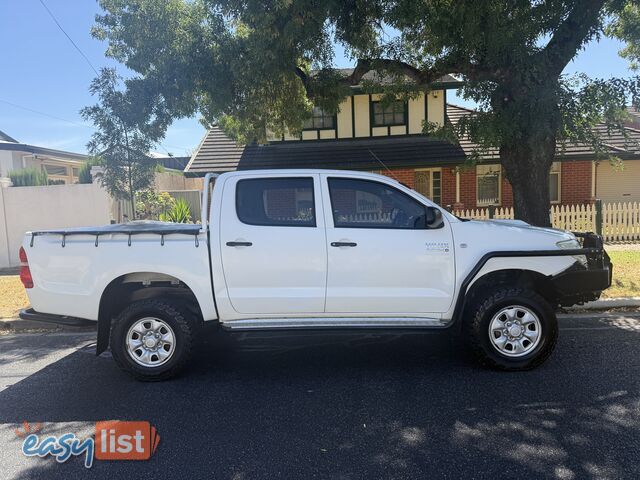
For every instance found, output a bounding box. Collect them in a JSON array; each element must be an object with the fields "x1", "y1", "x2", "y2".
[
  {"x1": 459, "y1": 169, "x2": 476, "y2": 209},
  {"x1": 369, "y1": 162, "x2": 593, "y2": 209},
  {"x1": 501, "y1": 177, "x2": 514, "y2": 207},
  {"x1": 378, "y1": 168, "x2": 416, "y2": 189},
  {"x1": 376, "y1": 167, "x2": 458, "y2": 208},
  {"x1": 561, "y1": 161, "x2": 592, "y2": 204},
  {"x1": 441, "y1": 167, "x2": 457, "y2": 208}
]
